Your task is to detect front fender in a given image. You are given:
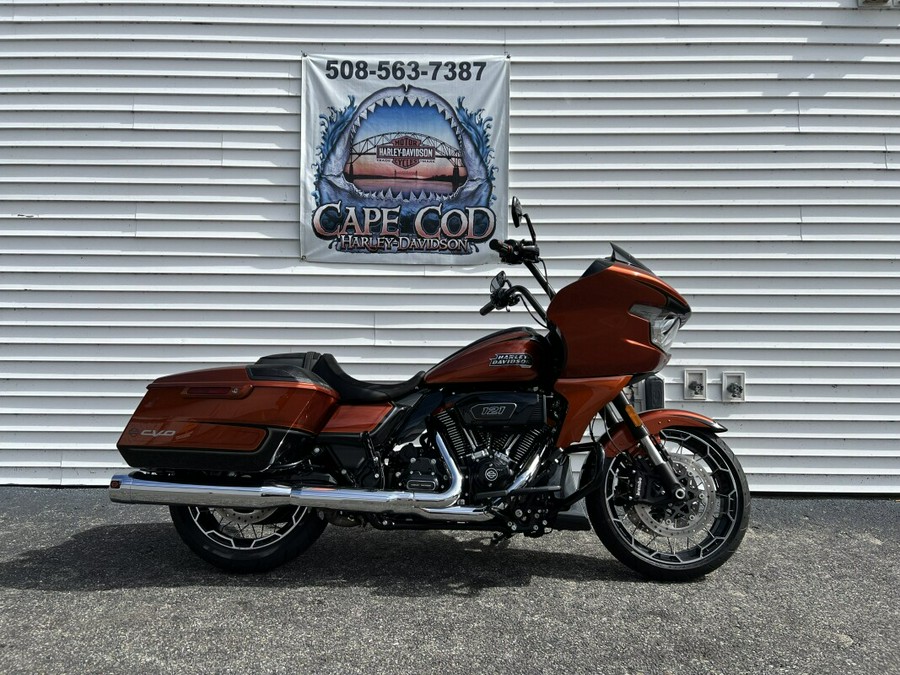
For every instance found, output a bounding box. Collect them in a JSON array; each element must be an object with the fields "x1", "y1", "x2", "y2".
[{"x1": 601, "y1": 409, "x2": 726, "y2": 458}]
